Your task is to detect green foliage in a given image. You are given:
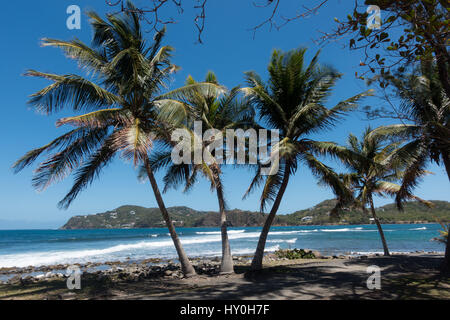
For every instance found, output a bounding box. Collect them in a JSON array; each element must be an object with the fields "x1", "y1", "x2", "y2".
[
  {"x1": 275, "y1": 249, "x2": 316, "y2": 259},
  {"x1": 369, "y1": 62, "x2": 450, "y2": 209},
  {"x1": 286, "y1": 200, "x2": 450, "y2": 225},
  {"x1": 337, "y1": 0, "x2": 449, "y2": 87},
  {"x1": 432, "y1": 221, "x2": 449, "y2": 244},
  {"x1": 148, "y1": 72, "x2": 255, "y2": 197},
  {"x1": 13, "y1": 1, "x2": 217, "y2": 209},
  {"x1": 243, "y1": 48, "x2": 371, "y2": 211}
]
